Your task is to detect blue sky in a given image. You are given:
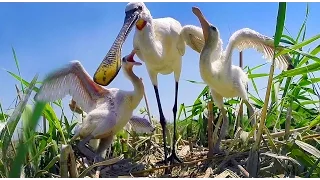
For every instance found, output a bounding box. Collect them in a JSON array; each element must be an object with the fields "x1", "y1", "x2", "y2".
[{"x1": 0, "y1": 2, "x2": 319, "y2": 123}]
